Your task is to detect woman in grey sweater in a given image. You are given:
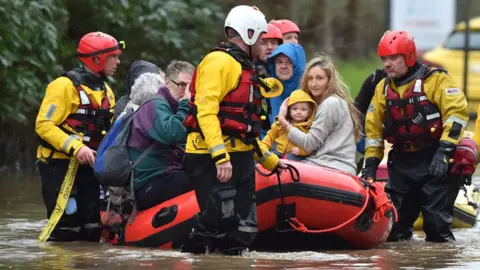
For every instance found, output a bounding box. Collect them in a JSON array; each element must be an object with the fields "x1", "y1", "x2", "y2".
[{"x1": 277, "y1": 54, "x2": 361, "y2": 175}]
